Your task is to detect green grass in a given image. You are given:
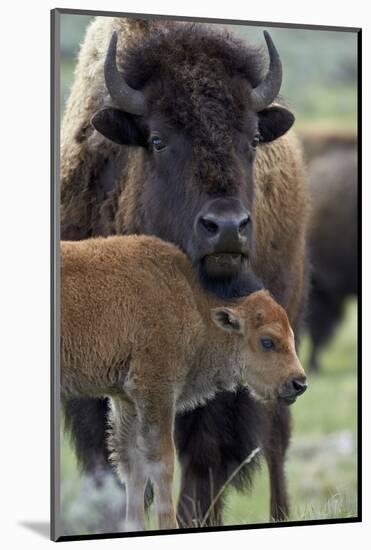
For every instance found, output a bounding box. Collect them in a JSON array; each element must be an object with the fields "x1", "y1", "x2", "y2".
[
  {"x1": 294, "y1": 84, "x2": 357, "y2": 133},
  {"x1": 60, "y1": 299, "x2": 358, "y2": 534}
]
